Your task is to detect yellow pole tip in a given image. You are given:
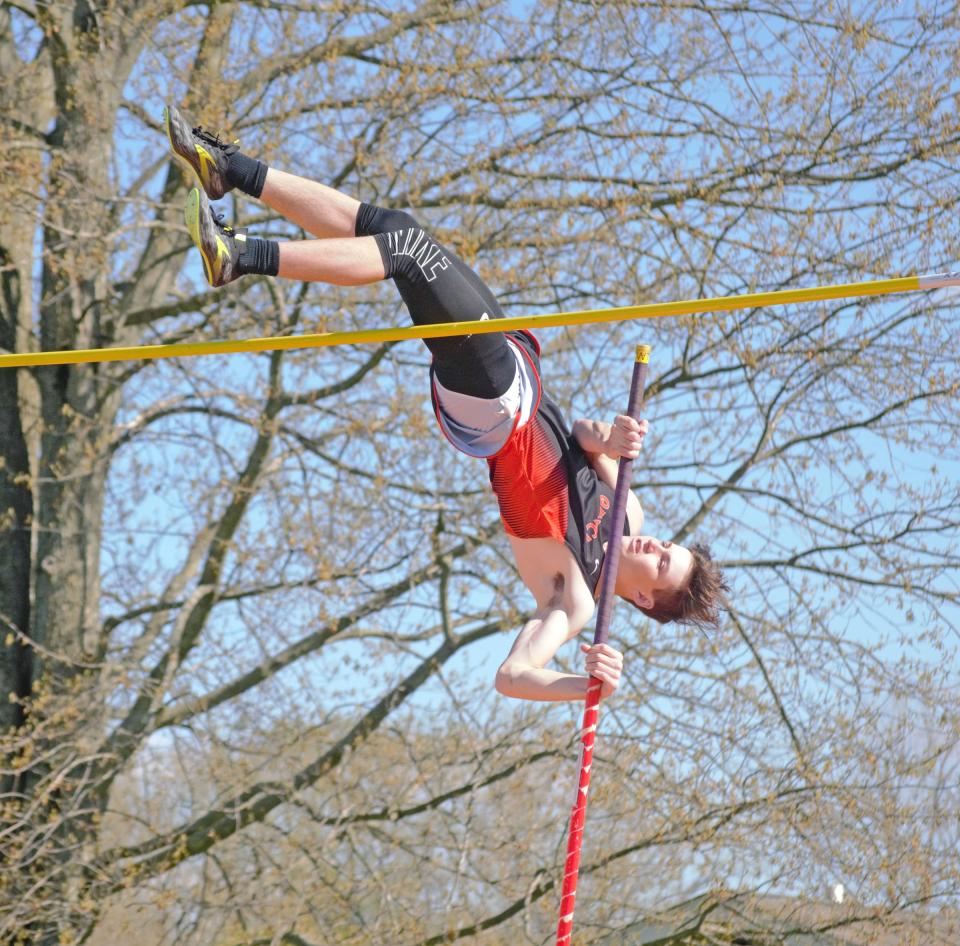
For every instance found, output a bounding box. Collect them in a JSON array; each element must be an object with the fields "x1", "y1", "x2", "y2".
[{"x1": 635, "y1": 344, "x2": 651, "y2": 363}]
